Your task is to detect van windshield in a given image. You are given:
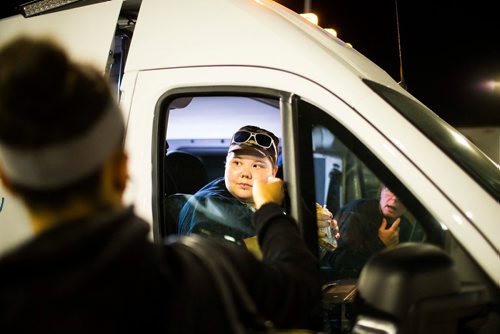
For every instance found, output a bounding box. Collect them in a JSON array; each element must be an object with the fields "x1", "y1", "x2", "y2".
[{"x1": 364, "y1": 79, "x2": 499, "y2": 200}]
